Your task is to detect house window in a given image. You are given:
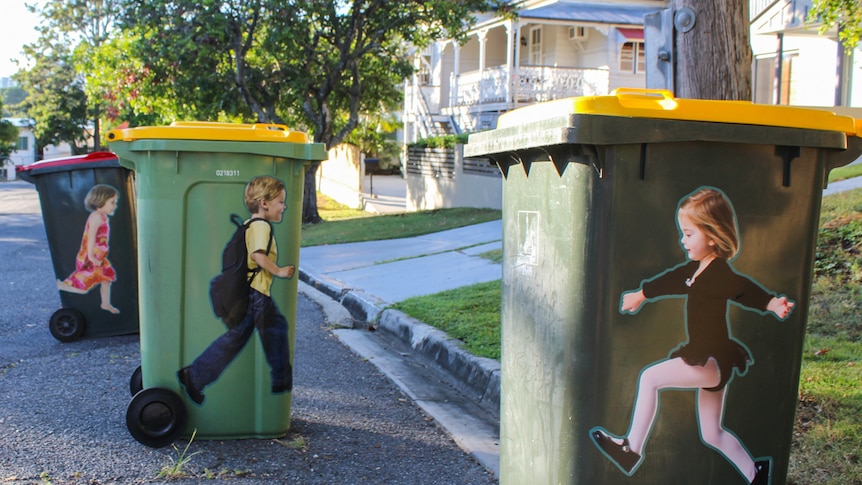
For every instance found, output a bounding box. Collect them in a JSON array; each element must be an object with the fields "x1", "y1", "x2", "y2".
[
  {"x1": 568, "y1": 26, "x2": 588, "y2": 41},
  {"x1": 754, "y1": 53, "x2": 797, "y2": 105},
  {"x1": 16, "y1": 136, "x2": 28, "y2": 151},
  {"x1": 418, "y1": 50, "x2": 432, "y2": 85},
  {"x1": 529, "y1": 26, "x2": 542, "y2": 65},
  {"x1": 620, "y1": 41, "x2": 646, "y2": 74}
]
